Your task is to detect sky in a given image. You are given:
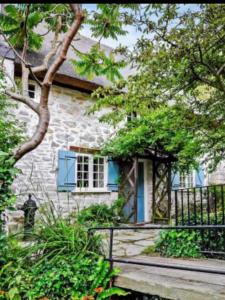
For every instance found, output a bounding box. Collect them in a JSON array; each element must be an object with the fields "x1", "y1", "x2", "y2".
[
  {"x1": 81, "y1": 4, "x2": 200, "y2": 50},
  {"x1": 81, "y1": 4, "x2": 139, "y2": 49}
]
